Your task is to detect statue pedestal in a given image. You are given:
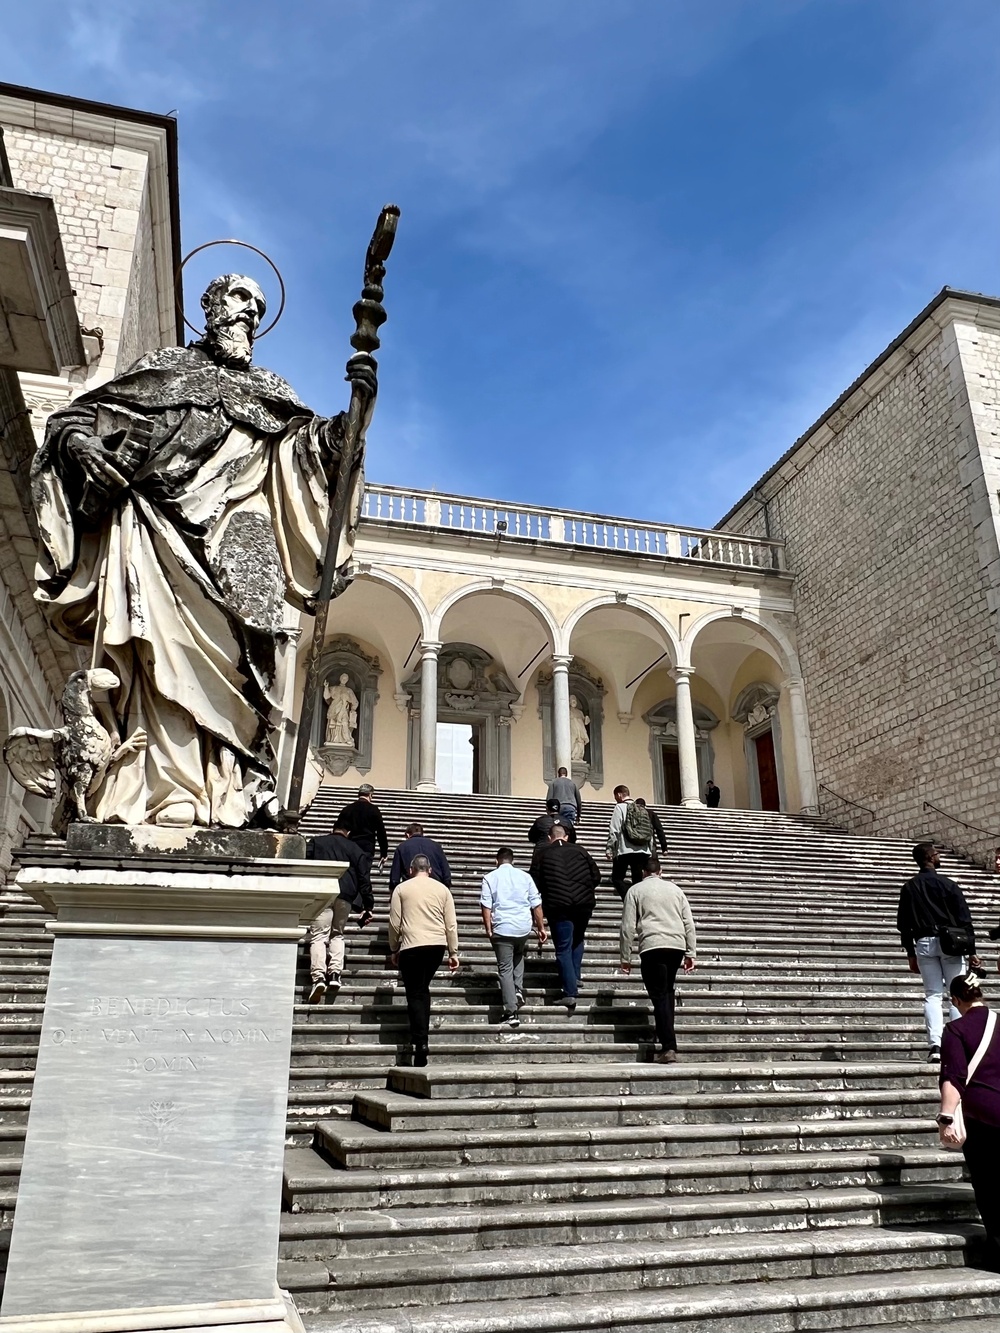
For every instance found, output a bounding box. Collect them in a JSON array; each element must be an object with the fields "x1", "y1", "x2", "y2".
[{"x1": 0, "y1": 831, "x2": 343, "y2": 1333}]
